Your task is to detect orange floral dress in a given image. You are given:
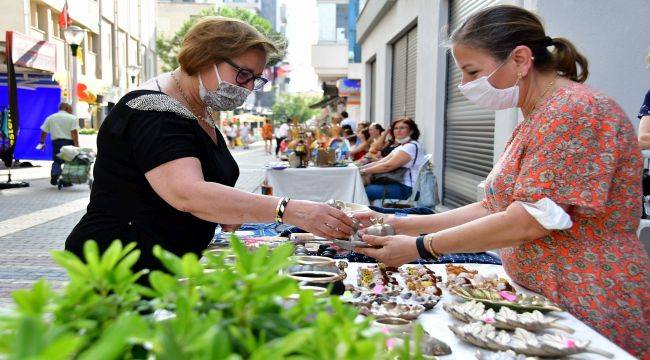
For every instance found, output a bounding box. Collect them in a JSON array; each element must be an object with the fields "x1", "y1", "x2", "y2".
[{"x1": 482, "y1": 82, "x2": 649, "y2": 358}]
